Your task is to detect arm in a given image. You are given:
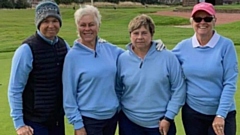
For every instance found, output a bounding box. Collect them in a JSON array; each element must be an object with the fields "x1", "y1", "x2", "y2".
[
  {"x1": 8, "y1": 44, "x2": 33, "y2": 129},
  {"x1": 159, "y1": 53, "x2": 186, "y2": 135},
  {"x1": 62, "y1": 53, "x2": 84, "y2": 130},
  {"x1": 165, "y1": 54, "x2": 186, "y2": 119},
  {"x1": 212, "y1": 41, "x2": 236, "y2": 135},
  {"x1": 217, "y1": 42, "x2": 238, "y2": 118}
]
